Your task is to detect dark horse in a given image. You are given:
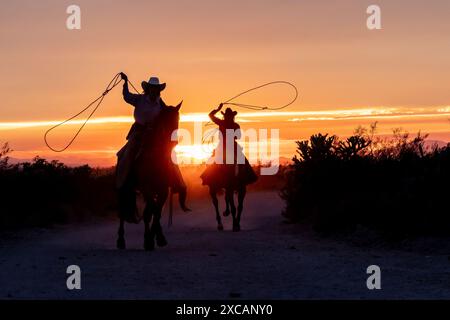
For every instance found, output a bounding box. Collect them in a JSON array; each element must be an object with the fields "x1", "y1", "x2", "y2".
[
  {"x1": 117, "y1": 102, "x2": 185, "y2": 251},
  {"x1": 201, "y1": 105, "x2": 258, "y2": 232},
  {"x1": 208, "y1": 178, "x2": 247, "y2": 232}
]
